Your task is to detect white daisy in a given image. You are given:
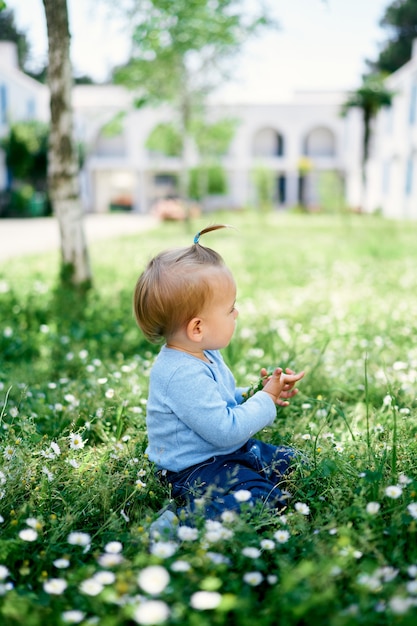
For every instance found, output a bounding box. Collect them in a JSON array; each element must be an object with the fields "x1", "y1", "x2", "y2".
[
  {"x1": 366, "y1": 501, "x2": 380, "y2": 515},
  {"x1": 69, "y1": 433, "x2": 85, "y2": 450},
  {"x1": 43, "y1": 578, "x2": 68, "y2": 595},
  {"x1": 190, "y1": 591, "x2": 222, "y2": 609},
  {"x1": 138, "y1": 565, "x2": 170, "y2": 595},
  {"x1": 243, "y1": 571, "x2": 263, "y2": 586},
  {"x1": 133, "y1": 600, "x2": 170, "y2": 625},
  {"x1": 385, "y1": 485, "x2": 403, "y2": 499}
]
